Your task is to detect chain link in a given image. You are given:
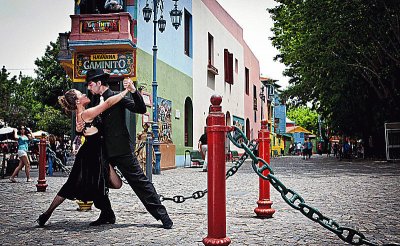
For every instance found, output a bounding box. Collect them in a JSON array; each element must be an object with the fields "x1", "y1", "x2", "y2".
[
  {"x1": 160, "y1": 127, "x2": 256, "y2": 203},
  {"x1": 229, "y1": 126, "x2": 399, "y2": 246},
  {"x1": 159, "y1": 189, "x2": 208, "y2": 203},
  {"x1": 46, "y1": 148, "x2": 71, "y2": 174}
]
